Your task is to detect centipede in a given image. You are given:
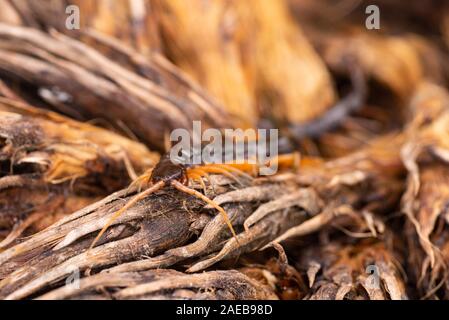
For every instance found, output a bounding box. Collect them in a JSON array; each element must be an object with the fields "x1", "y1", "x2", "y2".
[{"x1": 88, "y1": 150, "x2": 300, "y2": 250}]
